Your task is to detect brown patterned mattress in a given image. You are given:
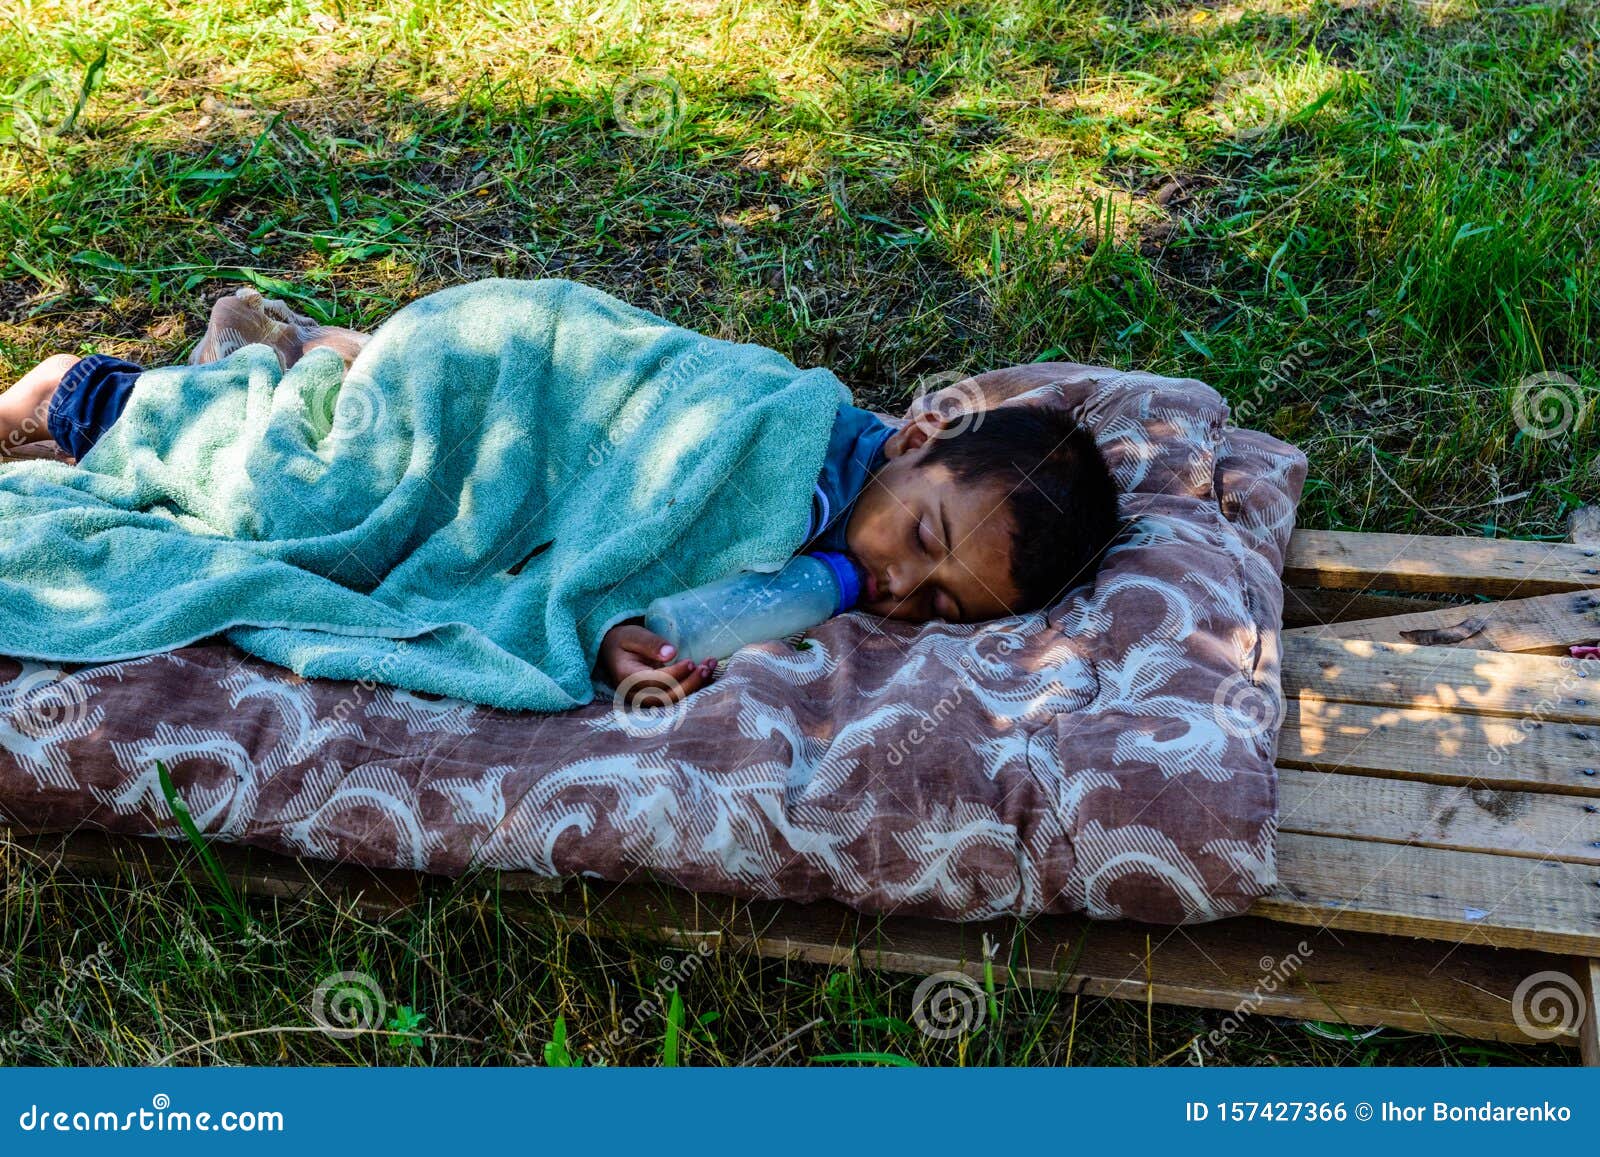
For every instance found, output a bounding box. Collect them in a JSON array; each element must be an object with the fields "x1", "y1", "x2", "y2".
[{"x1": 0, "y1": 361, "x2": 1305, "y2": 924}]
